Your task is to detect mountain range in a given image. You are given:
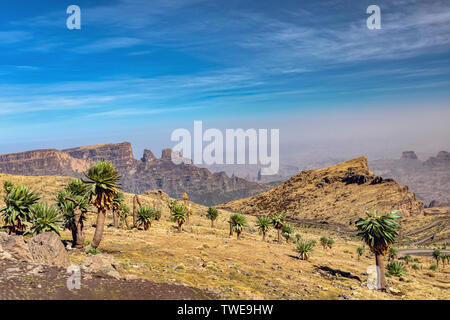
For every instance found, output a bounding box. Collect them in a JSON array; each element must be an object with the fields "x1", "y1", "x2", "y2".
[
  {"x1": 0, "y1": 142, "x2": 268, "y2": 206},
  {"x1": 370, "y1": 151, "x2": 450, "y2": 207}
]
